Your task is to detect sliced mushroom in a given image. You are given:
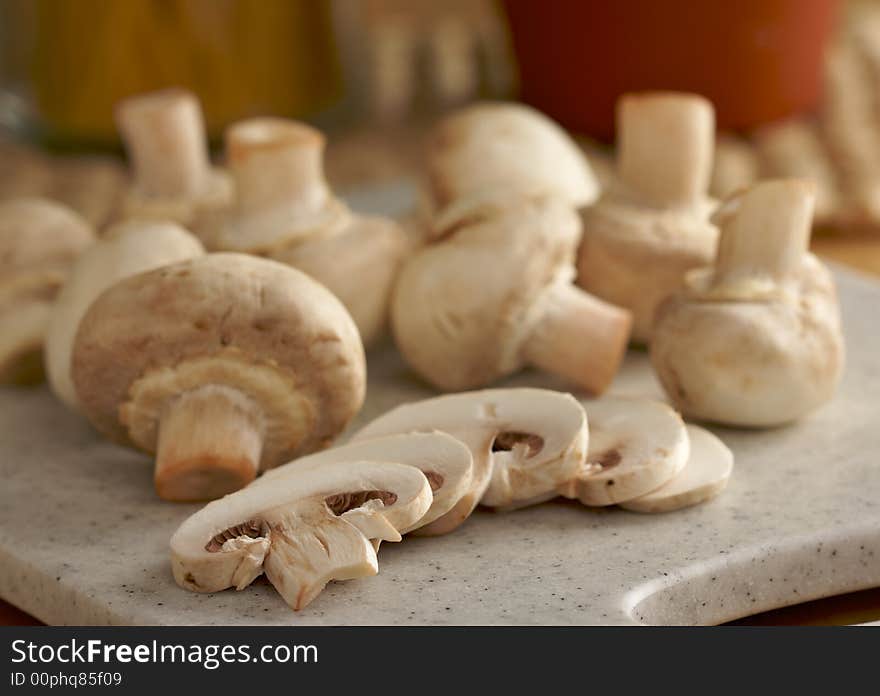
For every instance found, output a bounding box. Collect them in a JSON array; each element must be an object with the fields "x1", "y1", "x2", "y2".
[
  {"x1": 45, "y1": 220, "x2": 204, "y2": 410},
  {"x1": 558, "y1": 396, "x2": 689, "y2": 506},
  {"x1": 258, "y1": 432, "x2": 472, "y2": 534},
  {"x1": 0, "y1": 198, "x2": 94, "y2": 384},
  {"x1": 422, "y1": 102, "x2": 598, "y2": 226},
  {"x1": 72, "y1": 253, "x2": 366, "y2": 501},
  {"x1": 207, "y1": 118, "x2": 409, "y2": 346},
  {"x1": 651, "y1": 179, "x2": 844, "y2": 427},
  {"x1": 578, "y1": 92, "x2": 719, "y2": 343},
  {"x1": 620, "y1": 425, "x2": 733, "y2": 513},
  {"x1": 392, "y1": 194, "x2": 632, "y2": 393},
  {"x1": 171, "y1": 460, "x2": 432, "y2": 611},
  {"x1": 352, "y1": 388, "x2": 588, "y2": 532},
  {"x1": 116, "y1": 89, "x2": 232, "y2": 229}
]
